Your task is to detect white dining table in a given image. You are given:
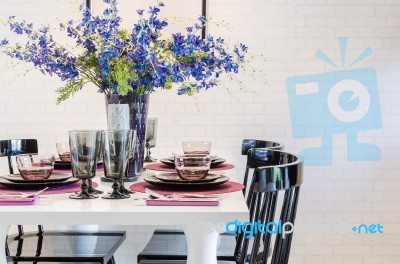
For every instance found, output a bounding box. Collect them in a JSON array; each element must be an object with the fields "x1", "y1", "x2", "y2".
[{"x1": 0, "y1": 169, "x2": 248, "y2": 264}]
